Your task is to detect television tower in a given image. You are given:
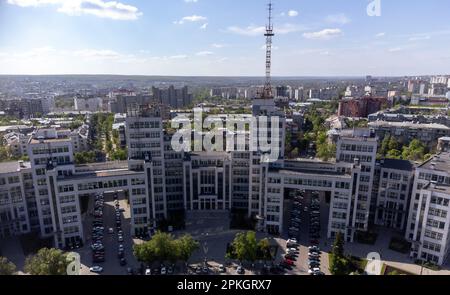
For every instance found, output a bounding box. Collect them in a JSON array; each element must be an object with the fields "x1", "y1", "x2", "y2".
[{"x1": 261, "y1": 1, "x2": 275, "y2": 99}]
